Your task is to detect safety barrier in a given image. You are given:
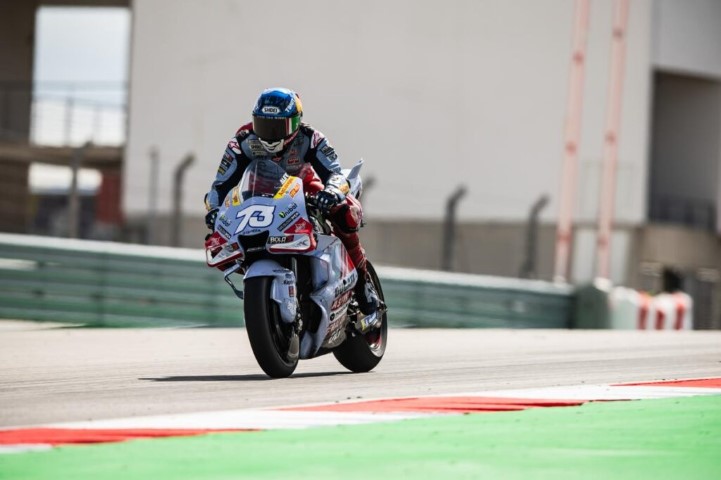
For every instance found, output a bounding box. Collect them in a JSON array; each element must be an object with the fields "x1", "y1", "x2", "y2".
[
  {"x1": 574, "y1": 280, "x2": 693, "y2": 329},
  {"x1": 377, "y1": 266, "x2": 572, "y2": 328},
  {"x1": 0, "y1": 234, "x2": 240, "y2": 327},
  {"x1": 0, "y1": 233, "x2": 573, "y2": 328},
  {"x1": 610, "y1": 287, "x2": 692, "y2": 330}
]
